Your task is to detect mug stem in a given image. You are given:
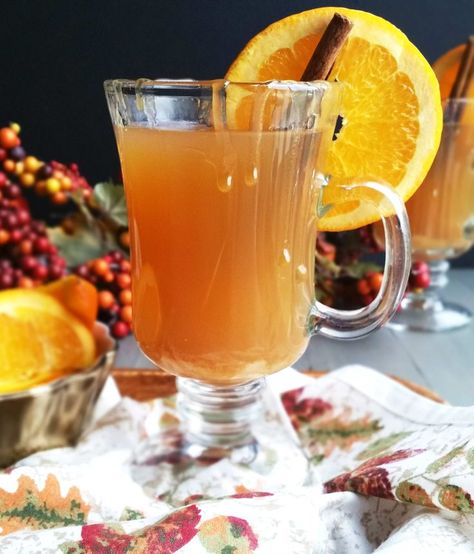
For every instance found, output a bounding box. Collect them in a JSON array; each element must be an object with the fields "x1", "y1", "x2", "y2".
[{"x1": 176, "y1": 377, "x2": 264, "y2": 462}]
